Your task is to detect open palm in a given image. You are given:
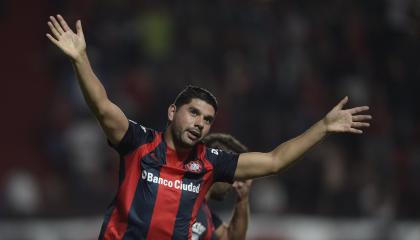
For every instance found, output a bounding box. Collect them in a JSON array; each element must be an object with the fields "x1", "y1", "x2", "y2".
[
  {"x1": 46, "y1": 15, "x2": 86, "y2": 60},
  {"x1": 324, "y1": 96, "x2": 371, "y2": 134}
]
